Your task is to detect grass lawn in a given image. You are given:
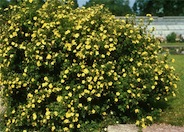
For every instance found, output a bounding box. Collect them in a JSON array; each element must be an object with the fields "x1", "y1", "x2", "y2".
[
  {"x1": 157, "y1": 55, "x2": 184, "y2": 126},
  {"x1": 161, "y1": 42, "x2": 184, "y2": 47}
]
